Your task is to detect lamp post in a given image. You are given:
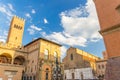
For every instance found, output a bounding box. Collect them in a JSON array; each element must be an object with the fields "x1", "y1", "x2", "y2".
[{"x1": 55, "y1": 57, "x2": 62, "y2": 80}]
